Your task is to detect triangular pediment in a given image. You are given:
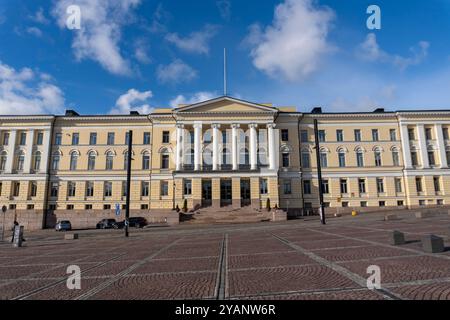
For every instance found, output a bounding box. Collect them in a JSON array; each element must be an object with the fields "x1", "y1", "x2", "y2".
[{"x1": 174, "y1": 96, "x2": 278, "y2": 113}]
